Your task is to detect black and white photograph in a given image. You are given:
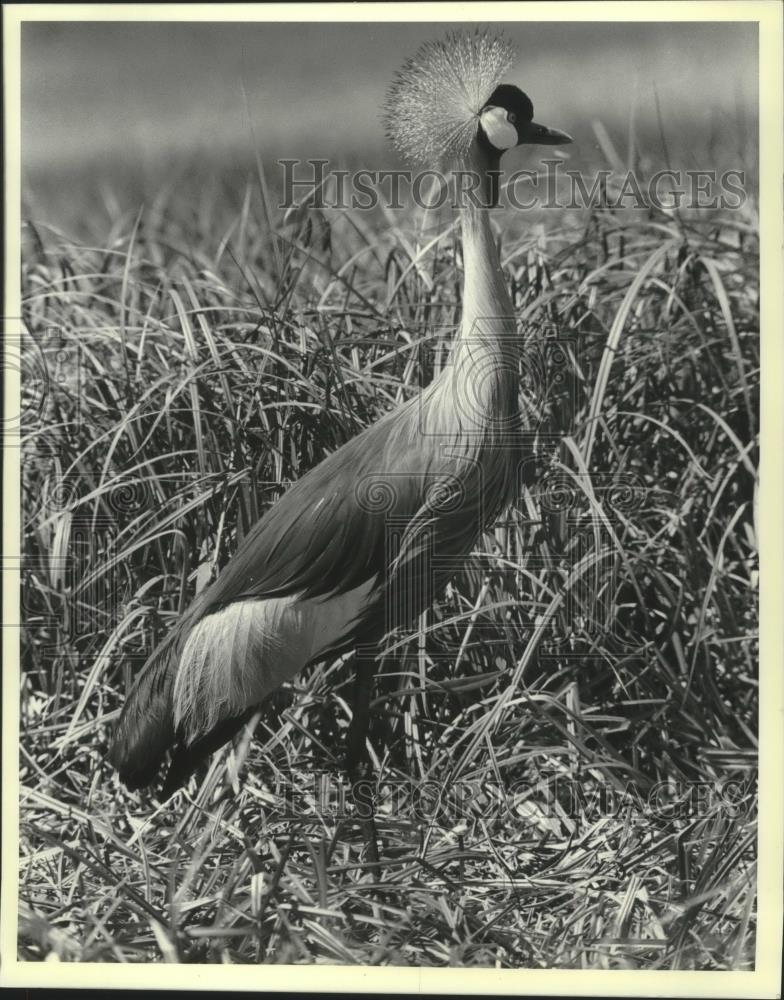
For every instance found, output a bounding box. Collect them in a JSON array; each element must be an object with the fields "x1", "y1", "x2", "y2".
[{"x1": 2, "y1": 2, "x2": 782, "y2": 992}]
